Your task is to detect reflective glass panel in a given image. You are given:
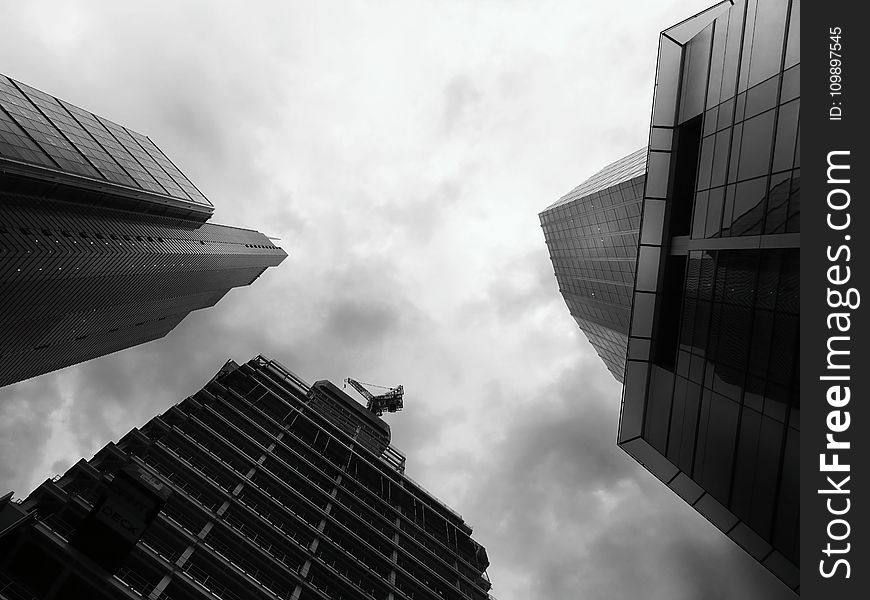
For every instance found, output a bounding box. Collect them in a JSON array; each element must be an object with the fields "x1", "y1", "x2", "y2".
[
  {"x1": 0, "y1": 103, "x2": 55, "y2": 167},
  {"x1": 764, "y1": 171, "x2": 793, "y2": 234},
  {"x1": 692, "y1": 191, "x2": 709, "y2": 239},
  {"x1": 746, "y1": 0, "x2": 789, "y2": 87},
  {"x1": 711, "y1": 130, "x2": 731, "y2": 188},
  {"x1": 98, "y1": 117, "x2": 183, "y2": 197},
  {"x1": 14, "y1": 81, "x2": 136, "y2": 186},
  {"x1": 772, "y1": 99, "x2": 799, "y2": 173},
  {"x1": 705, "y1": 186, "x2": 725, "y2": 237},
  {"x1": 0, "y1": 76, "x2": 98, "y2": 178},
  {"x1": 784, "y1": 0, "x2": 800, "y2": 69},
  {"x1": 737, "y1": 109, "x2": 775, "y2": 181},
  {"x1": 720, "y1": 0, "x2": 747, "y2": 101},
  {"x1": 780, "y1": 64, "x2": 799, "y2": 104},
  {"x1": 62, "y1": 101, "x2": 165, "y2": 194},
  {"x1": 729, "y1": 176, "x2": 767, "y2": 236},
  {"x1": 745, "y1": 75, "x2": 780, "y2": 119},
  {"x1": 706, "y1": 13, "x2": 728, "y2": 108},
  {"x1": 693, "y1": 390, "x2": 738, "y2": 503}
]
